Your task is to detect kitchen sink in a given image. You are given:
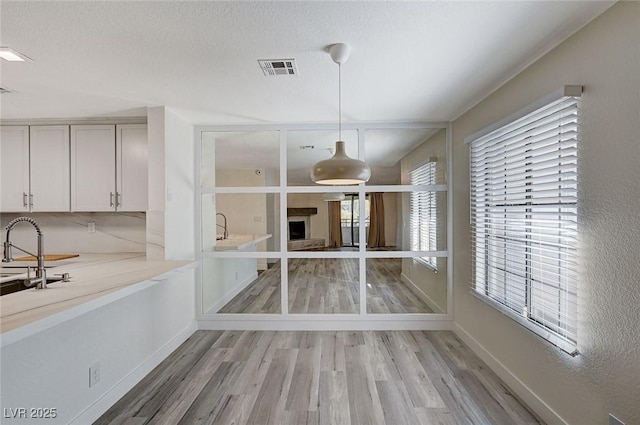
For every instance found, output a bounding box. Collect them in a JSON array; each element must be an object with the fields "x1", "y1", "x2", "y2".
[
  {"x1": 1, "y1": 265, "x2": 59, "y2": 277},
  {"x1": 0, "y1": 276, "x2": 64, "y2": 296}
]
